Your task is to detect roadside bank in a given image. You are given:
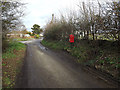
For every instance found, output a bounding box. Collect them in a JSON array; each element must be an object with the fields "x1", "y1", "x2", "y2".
[
  {"x1": 41, "y1": 39, "x2": 120, "y2": 88},
  {"x1": 2, "y1": 40, "x2": 26, "y2": 88}
]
